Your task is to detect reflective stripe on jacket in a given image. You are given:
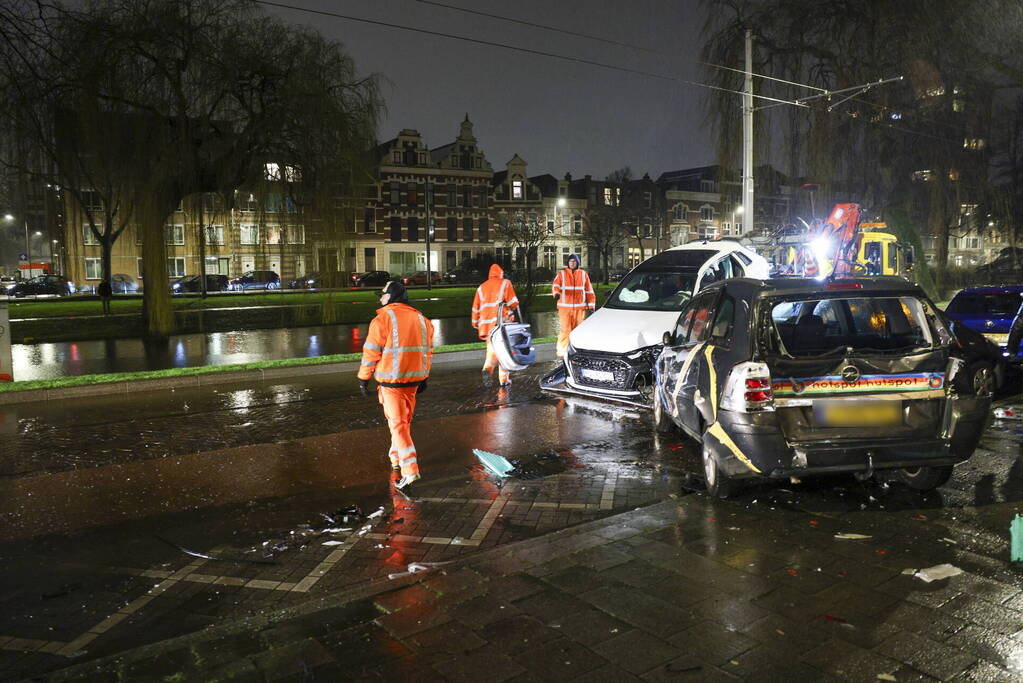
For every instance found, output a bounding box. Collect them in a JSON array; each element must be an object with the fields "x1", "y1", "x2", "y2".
[
  {"x1": 358, "y1": 303, "x2": 435, "y2": 386},
  {"x1": 471, "y1": 263, "x2": 520, "y2": 339},
  {"x1": 552, "y1": 268, "x2": 595, "y2": 309}
]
